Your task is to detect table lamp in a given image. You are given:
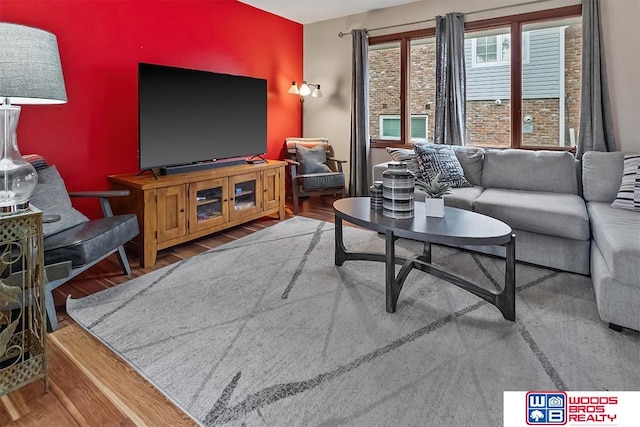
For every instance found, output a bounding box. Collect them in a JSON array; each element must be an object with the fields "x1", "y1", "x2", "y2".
[{"x1": 0, "y1": 22, "x2": 67, "y2": 214}]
